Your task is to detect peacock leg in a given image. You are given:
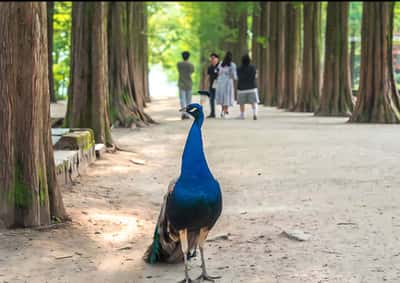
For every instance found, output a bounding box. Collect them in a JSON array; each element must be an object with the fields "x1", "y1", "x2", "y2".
[
  {"x1": 178, "y1": 229, "x2": 195, "y2": 283},
  {"x1": 196, "y1": 228, "x2": 221, "y2": 282}
]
